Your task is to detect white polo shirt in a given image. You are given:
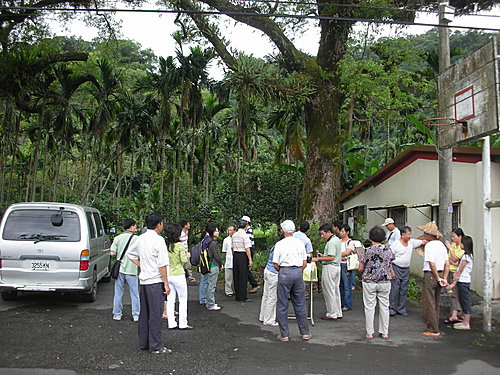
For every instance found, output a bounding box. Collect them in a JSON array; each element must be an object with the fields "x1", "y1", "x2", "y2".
[
  {"x1": 127, "y1": 229, "x2": 169, "y2": 285},
  {"x1": 423, "y1": 240, "x2": 448, "y2": 272},
  {"x1": 390, "y1": 238, "x2": 422, "y2": 268},
  {"x1": 273, "y1": 236, "x2": 307, "y2": 267}
]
